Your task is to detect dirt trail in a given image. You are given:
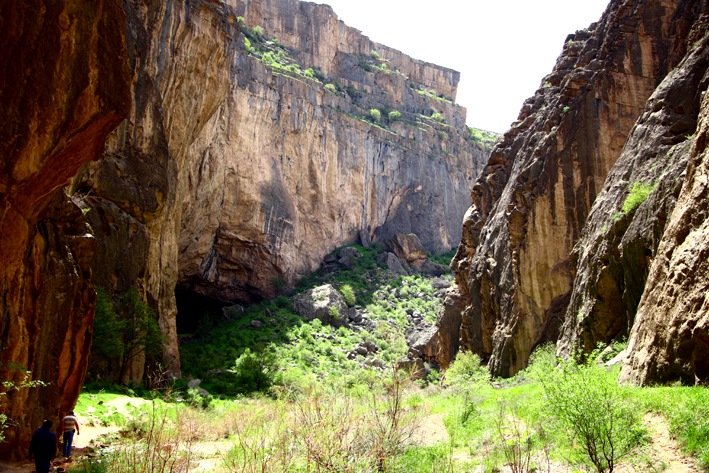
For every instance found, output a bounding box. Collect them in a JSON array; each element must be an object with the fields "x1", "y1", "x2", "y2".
[{"x1": 639, "y1": 412, "x2": 700, "y2": 472}]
